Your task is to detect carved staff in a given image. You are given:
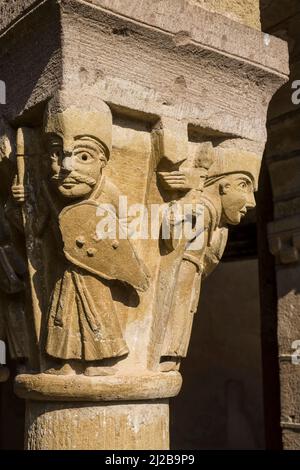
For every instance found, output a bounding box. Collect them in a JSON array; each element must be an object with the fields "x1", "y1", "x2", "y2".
[{"x1": 16, "y1": 127, "x2": 42, "y2": 364}]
